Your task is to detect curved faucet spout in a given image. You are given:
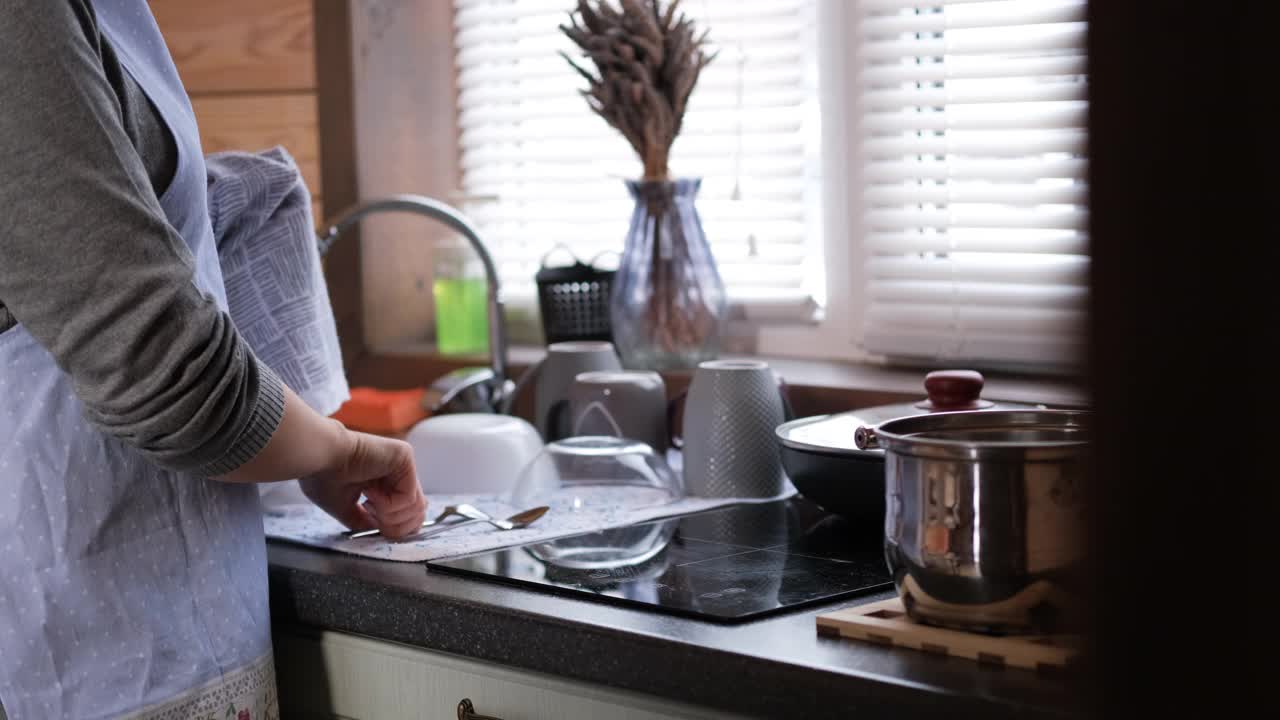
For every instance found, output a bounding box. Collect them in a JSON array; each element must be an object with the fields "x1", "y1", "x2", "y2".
[{"x1": 317, "y1": 194, "x2": 509, "y2": 407}]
